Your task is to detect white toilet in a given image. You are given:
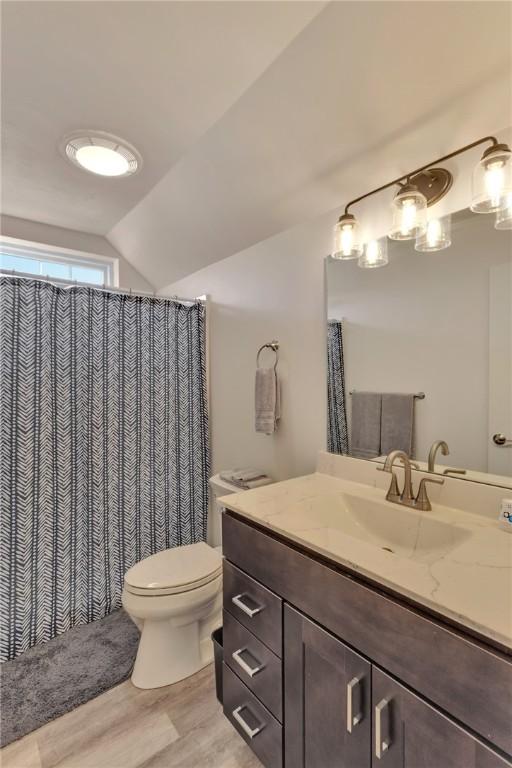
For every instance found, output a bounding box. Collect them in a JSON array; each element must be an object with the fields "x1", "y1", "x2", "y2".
[{"x1": 122, "y1": 474, "x2": 239, "y2": 689}]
